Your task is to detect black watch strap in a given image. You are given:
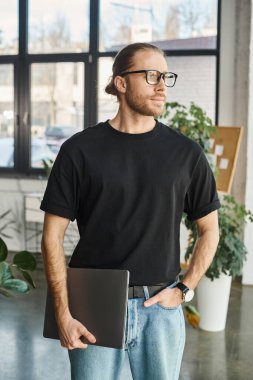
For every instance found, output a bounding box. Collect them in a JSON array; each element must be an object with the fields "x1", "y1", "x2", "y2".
[{"x1": 176, "y1": 282, "x2": 189, "y2": 293}]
